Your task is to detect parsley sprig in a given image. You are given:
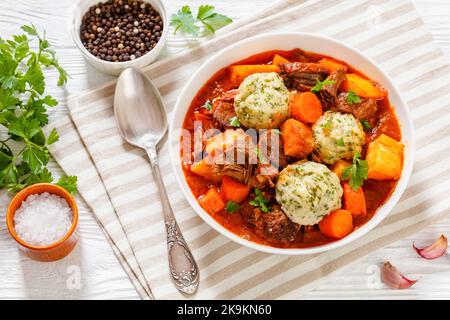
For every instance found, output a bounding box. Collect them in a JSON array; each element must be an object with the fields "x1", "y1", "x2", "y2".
[
  {"x1": 229, "y1": 116, "x2": 240, "y2": 127},
  {"x1": 0, "y1": 25, "x2": 76, "y2": 194},
  {"x1": 342, "y1": 152, "x2": 369, "y2": 191},
  {"x1": 360, "y1": 119, "x2": 372, "y2": 131},
  {"x1": 201, "y1": 100, "x2": 212, "y2": 111},
  {"x1": 170, "y1": 5, "x2": 233, "y2": 37},
  {"x1": 311, "y1": 79, "x2": 335, "y2": 93},
  {"x1": 226, "y1": 200, "x2": 240, "y2": 213},
  {"x1": 250, "y1": 188, "x2": 271, "y2": 213},
  {"x1": 346, "y1": 91, "x2": 361, "y2": 105}
]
